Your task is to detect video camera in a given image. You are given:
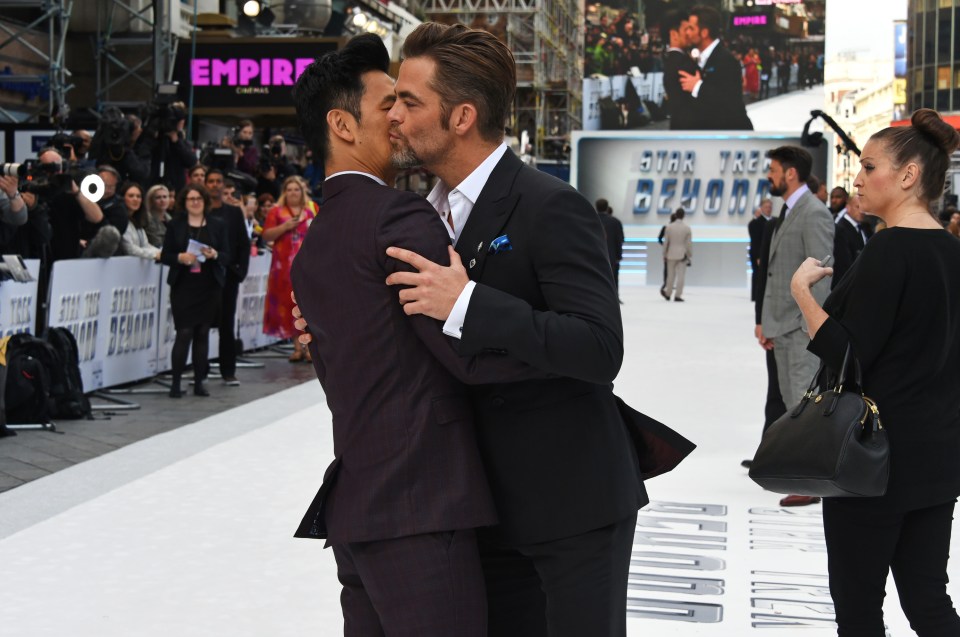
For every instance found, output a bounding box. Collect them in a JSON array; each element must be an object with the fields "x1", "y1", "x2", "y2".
[
  {"x1": 90, "y1": 106, "x2": 133, "y2": 161},
  {"x1": 143, "y1": 82, "x2": 187, "y2": 136},
  {"x1": 200, "y1": 141, "x2": 236, "y2": 172},
  {"x1": 0, "y1": 159, "x2": 81, "y2": 197},
  {"x1": 48, "y1": 132, "x2": 87, "y2": 158}
]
